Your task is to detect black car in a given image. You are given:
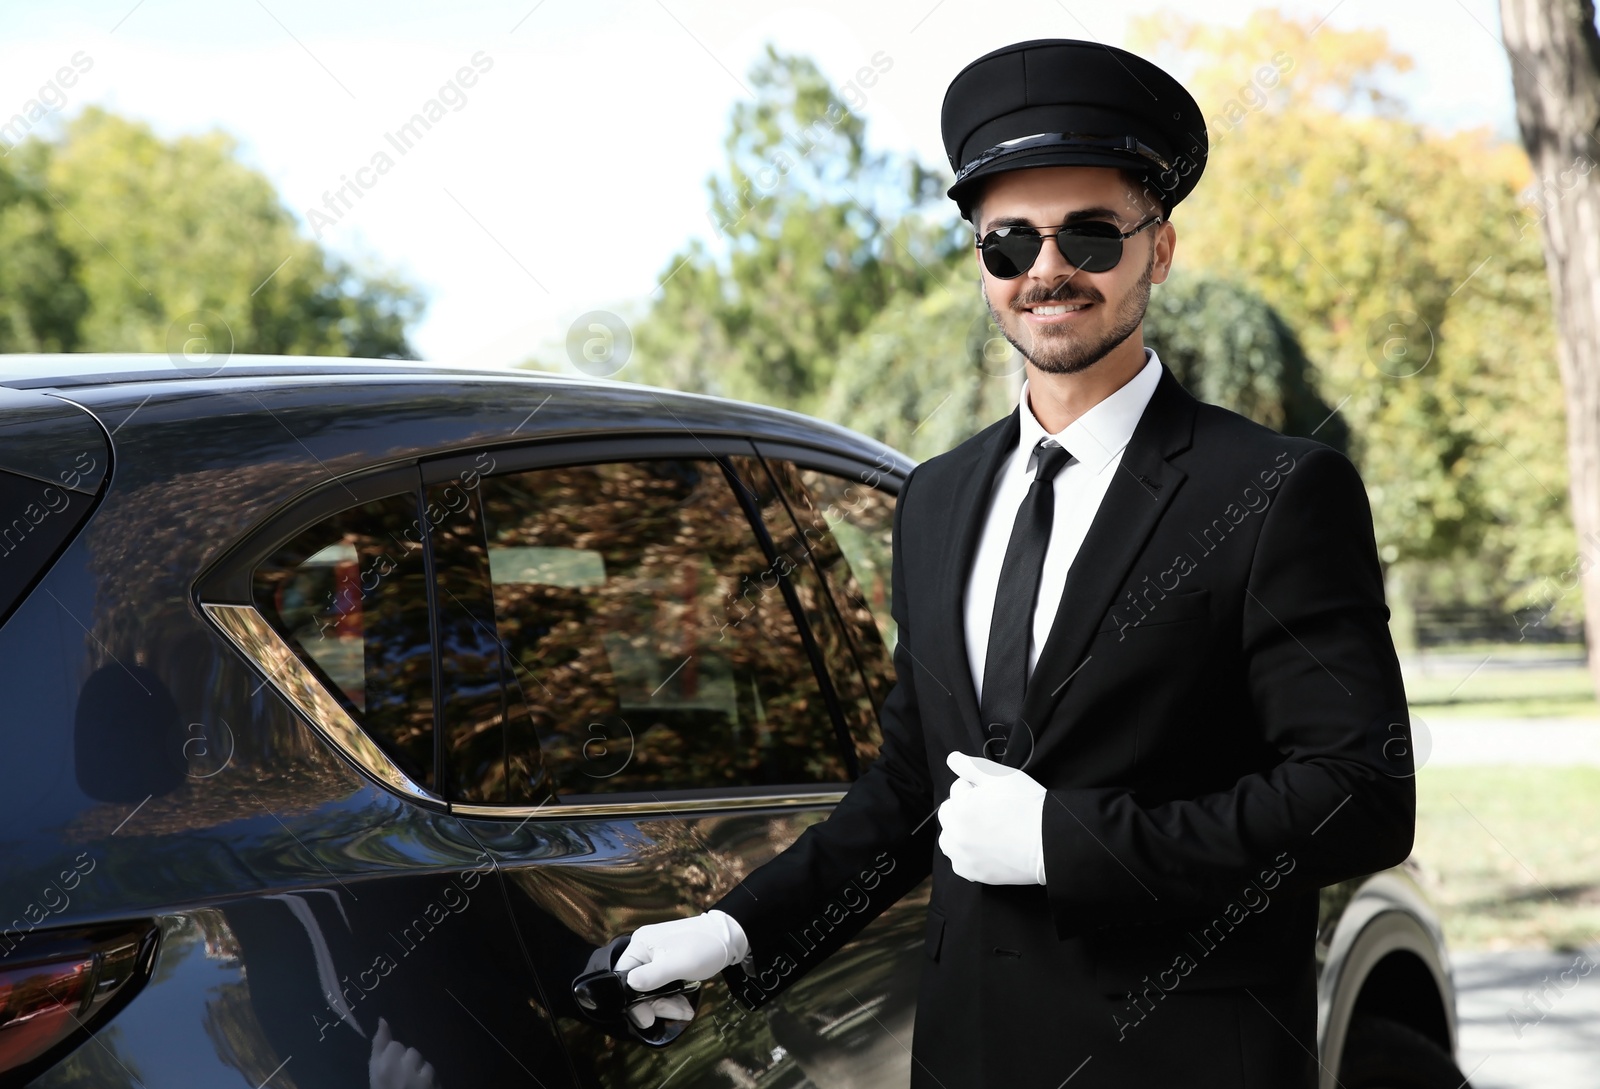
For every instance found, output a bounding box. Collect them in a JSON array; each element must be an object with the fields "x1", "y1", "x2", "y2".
[{"x1": 0, "y1": 355, "x2": 1466, "y2": 1088}]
